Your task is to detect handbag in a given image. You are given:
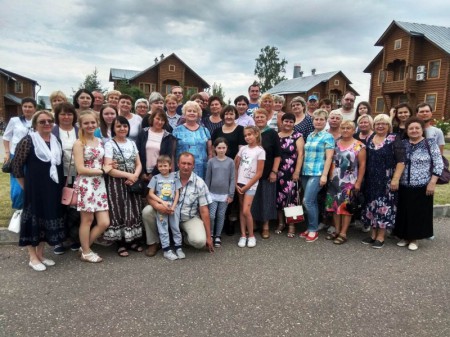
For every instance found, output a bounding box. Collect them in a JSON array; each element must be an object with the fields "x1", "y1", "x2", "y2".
[
  {"x1": 8, "y1": 209, "x2": 22, "y2": 233},
  {"x1": 2, "y1": 158, "x2": 12, "y2": 173},
  {"x1": 345, "y1": 189, "x2": 365, "y2": 216},
  {"x1": 424, "y1": 139, "x2": 450, "y2": 185},
  {"x1": 61, "y1": 149, "x2": 78, "y2": 206},
  {"x1": 283, "y1": 181, "x2": 304, "y2": 224},
  {"x1": 112, "y1": 139, "x2": 146, "y2": 195}
]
